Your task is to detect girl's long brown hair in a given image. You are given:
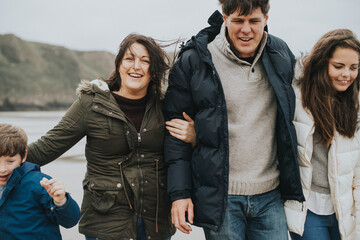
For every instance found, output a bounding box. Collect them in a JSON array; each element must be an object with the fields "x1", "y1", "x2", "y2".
[{"x1": 300, "y1": 29, "x2": 360, "y2": 146}]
